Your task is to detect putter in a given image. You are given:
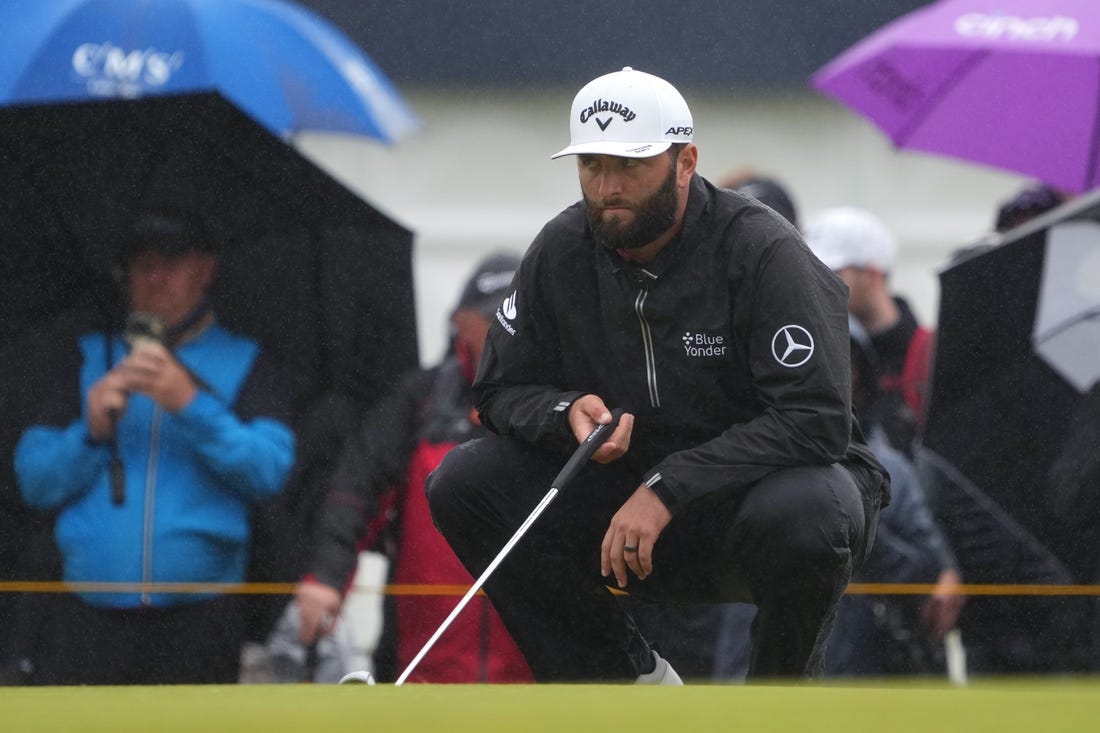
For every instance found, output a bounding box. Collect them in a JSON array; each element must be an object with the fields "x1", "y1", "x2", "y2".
[{"x1": 339, "y1": 408, "x2": 624, "y2": 686}]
